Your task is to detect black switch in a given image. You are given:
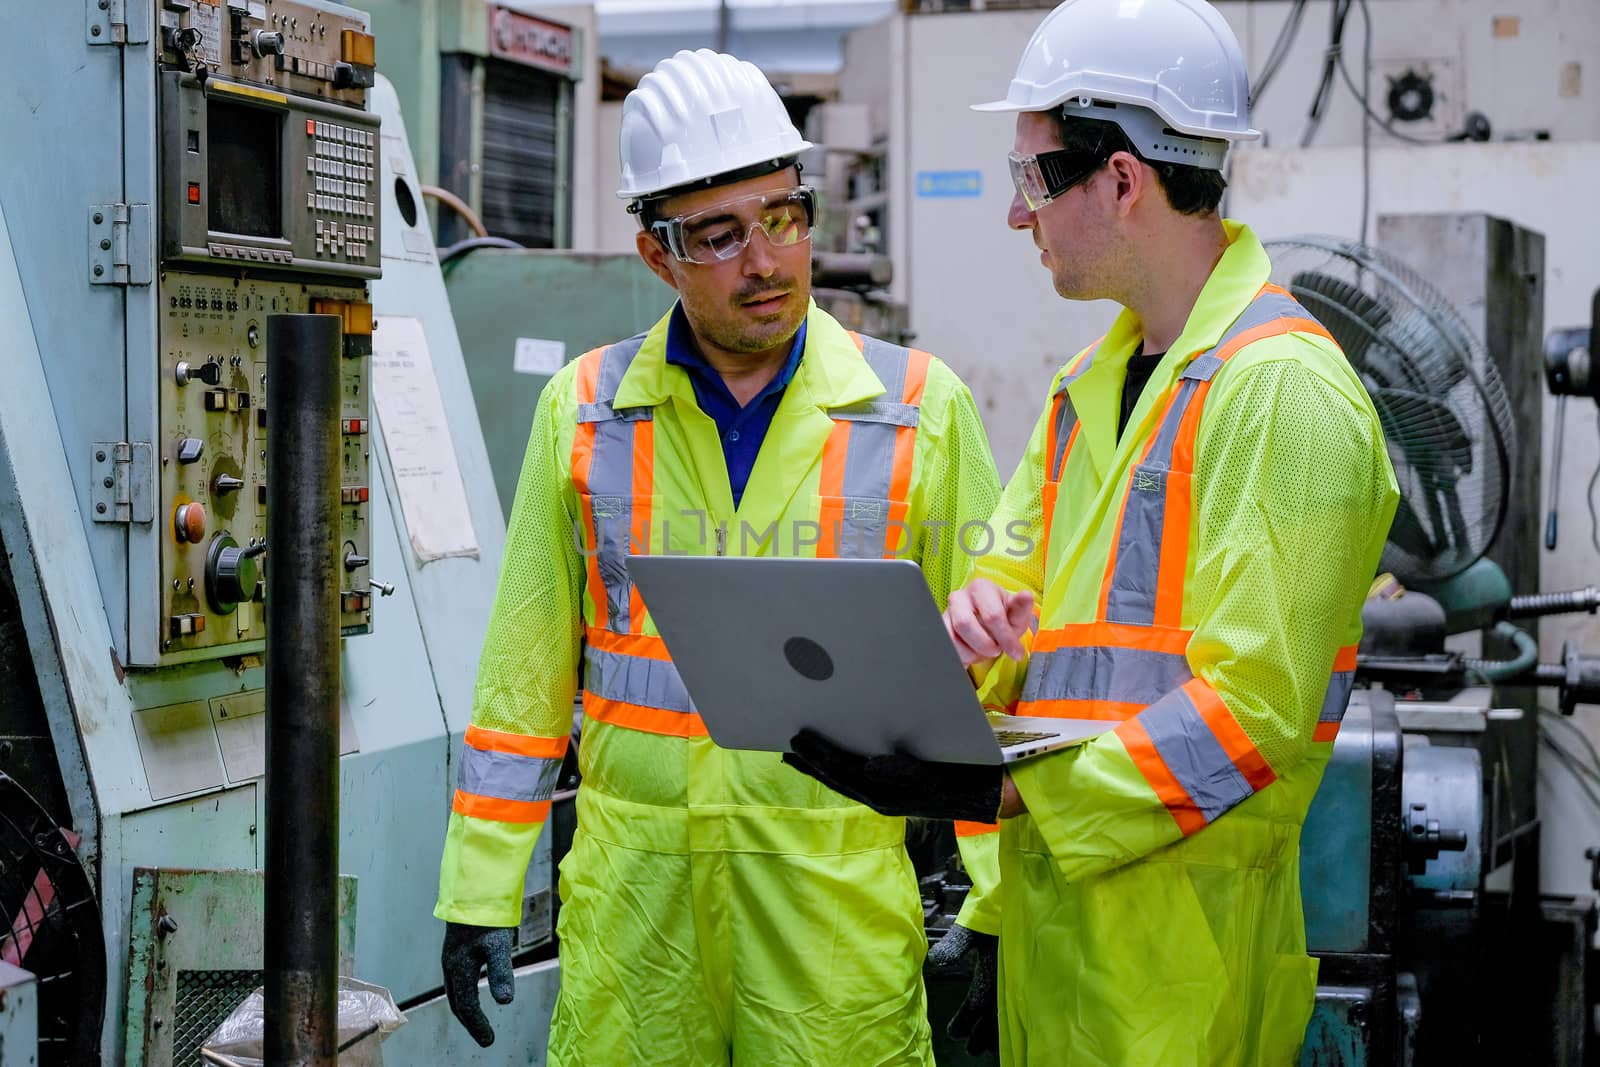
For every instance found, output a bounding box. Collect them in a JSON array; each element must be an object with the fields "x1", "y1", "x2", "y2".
[
  {"x1": 177, "y1": 438, "x2": 204, "y2": 464},
  {"x1": 343, "y1": 552, "x2": 370, "y2": 572},
  {"x1": 195, "y1": 359, "x2": 223, "y2": 386},
  {"x1": 333, "y1": 62, "x2": 376, "y2": 90}
]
